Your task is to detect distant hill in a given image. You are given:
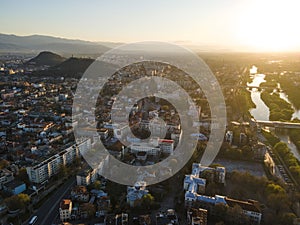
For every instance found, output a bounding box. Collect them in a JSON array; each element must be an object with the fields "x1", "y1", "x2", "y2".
[
  {"x1": 26, "y1": 51, "x2": 65, "y2": 66},
  {"x1": 52, "y1": 57, "x2": 95, "y2": 76},
  {"x1": 30, "y1": 55, "x2": 118, "y2": 79},
  {"x1": 0, "y1": 33, "x2": 112, "y2": 55}
]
